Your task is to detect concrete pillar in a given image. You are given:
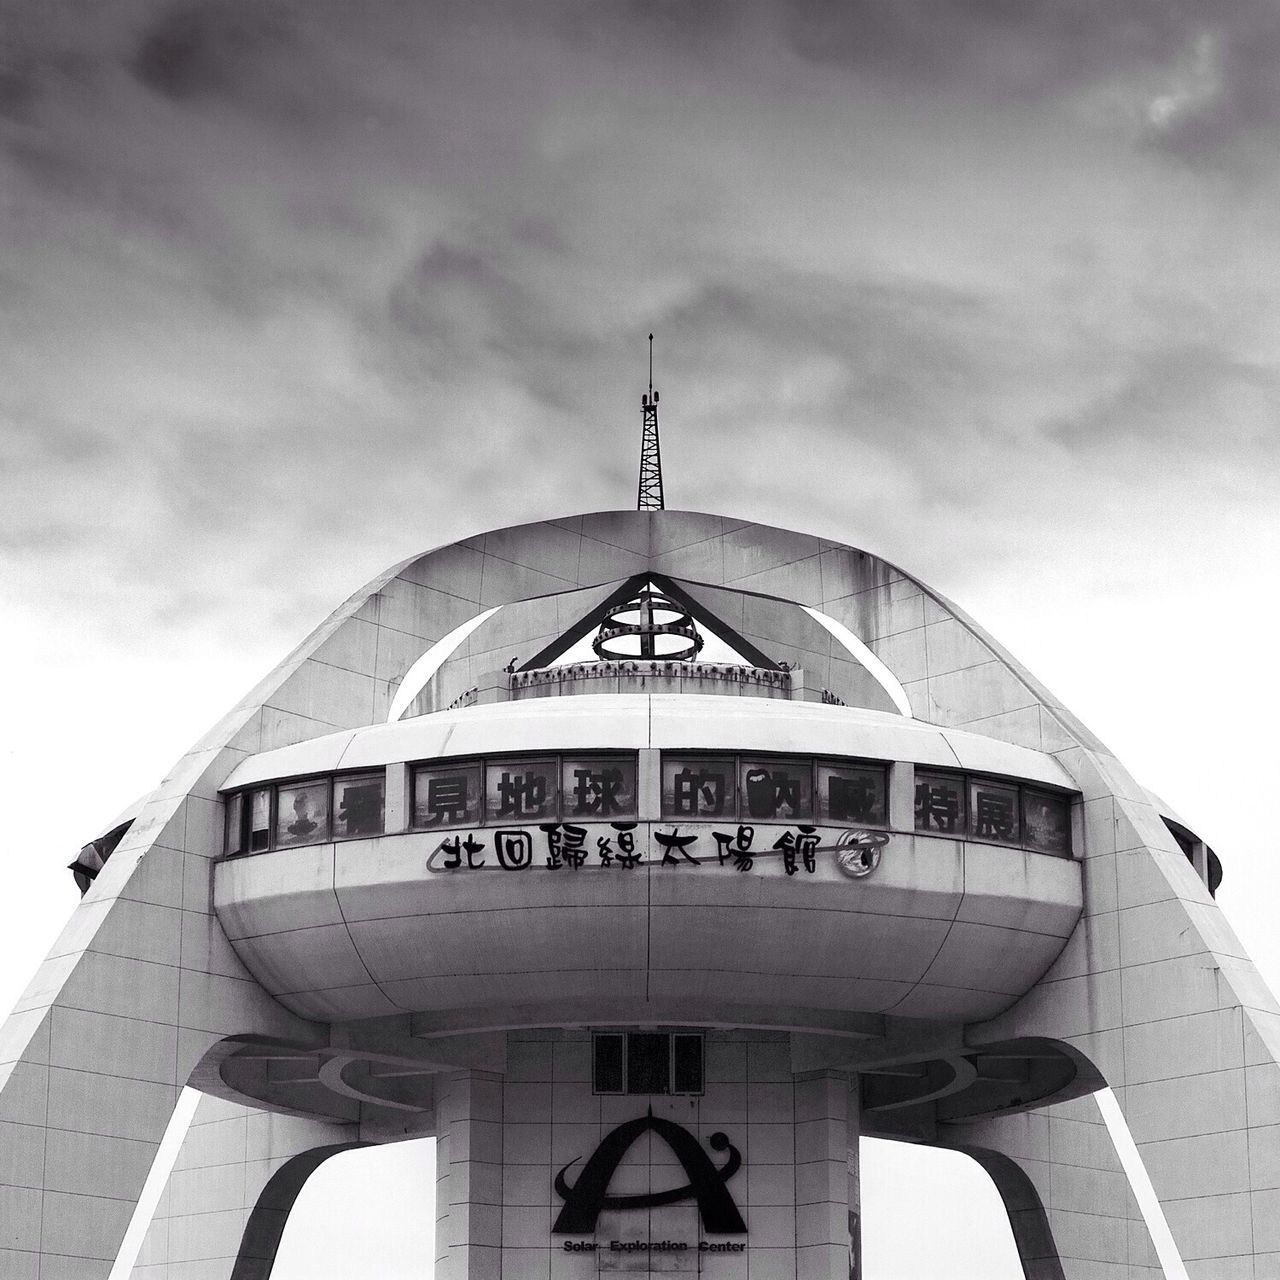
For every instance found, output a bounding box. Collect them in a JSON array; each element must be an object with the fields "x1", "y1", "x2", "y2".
[
  {"x1": 435, "y1": 1071, "x2": 504, "y2": 1280},
  {"x1": 794, "y1": 1073, "x2": 858, "y2": 1280},
  {"x1": 847, "y1": 1080, "x2": 861, "y2": 1280}
]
